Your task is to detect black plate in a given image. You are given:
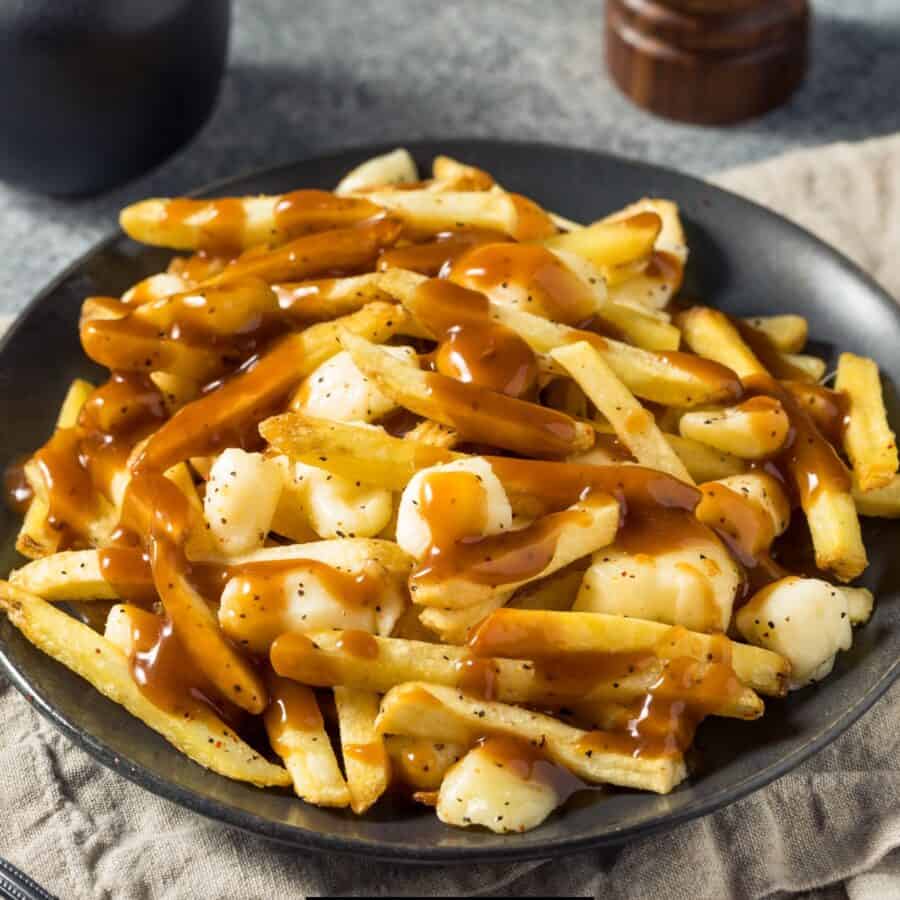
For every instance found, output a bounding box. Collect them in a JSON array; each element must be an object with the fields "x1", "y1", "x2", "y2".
[{"x1": 1, "y1": 140, "x2": 899, "y2": 863}]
